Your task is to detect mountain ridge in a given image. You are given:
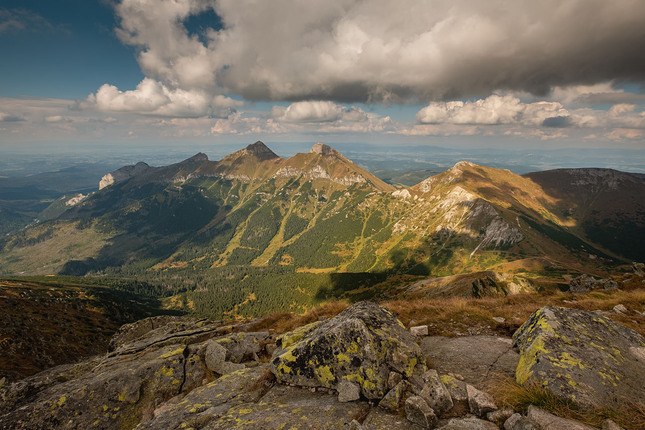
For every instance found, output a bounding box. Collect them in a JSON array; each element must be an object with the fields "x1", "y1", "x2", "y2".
[{"x1": 0, "y1": 141, "x2": 642, "y2": 318}]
